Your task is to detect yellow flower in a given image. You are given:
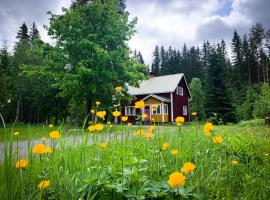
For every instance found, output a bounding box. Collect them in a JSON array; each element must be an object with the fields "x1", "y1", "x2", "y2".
[
  {"x1": 128, "y1": 123, "x2": 132, "y2": 127},
  {"x1": 109, "y1": 124, "x2": 113, "y2": 128},
  {"x1": 213, "y1": 136, "x2": 223, "y2": 144},
  {"x1": 171, "y1": 149, "x2": 178, "y2": 155},
  {"x1": 16, "y1": 159, "x2": 28, "y2": 168},
  {"x1": 32, "y1": 144, "x2": 52, "y2": 154},
  {"x1": 121, "y1": 116, "x2": 128, "y2": 122},
  {"x1": 135, "y1": 130, "x2": 145, "y2": 135},
  {"x1": 99, "y1": 142, "x2": 108, "y2": 148},
  {"x1": 115, "y1": 86, "x2": 121, "y2": 92},
  {"x1": 49, "y1": 131, "x2": 61, "y2": 139},
  {"x1": 90, "y1": 109, "x2": 95, "y2": 114},
  {"x1": 107, "y1": 121, "x2": 112, "y2": 125},
  {"x1": 142, "y1": 114, "x2": 147, "y2": 119},
  {"x1": 88, "y1": 125, "x2": 96, "y2": 132},
  {"x1": 44, "y1": 147, "x2": 52, "y2": 154},
  {"x1": 13, "y1": 132, "x2": 20, "y2": 136},
  {"x1": 145, "y1": 131, "x2": 153, "y2": 139},
  {"x1": 191, "y1": 112, "x2": 197, "y2": 116},
  {"x1": 38, "y1": 180, "x2": 50, "y2": 190},
  {"x1": 162, "y1": 143, "x2": 169, "y2": 150},
  {"x1": 231, "y1": 160, "x2": 238, "y2": 166},
  {"x1": 95, "y1": 101, "x2": 101, "y2": 106},
  {"x1": 97, "y1": 111, "x2": 106, "y2": 119},
  {"x1": 204, "y1": 122, "x2": 214, "y2": 136},
  {"x1": 181, "y1": 162, "x2": 196, "y2": 174},
  {"x1": 135, "y1": 100, "x2": 144, "y2": 109},
  {"x1": 49, "y1": 124, "x2": 54, "y2": 128},
  {"x1": 149, "y1": 125, "x2": 156, "y2": 131},
  {"x1": 176, "y1": 123, "x2": 182, "y2": 127},
  {"x1": 112, "y1": 111, "x2": 121, "y2": 117},
  {"x1": 95, "y1": 124, "x2": 104, "y2": 131},
  {"x1": 175, "y1": 116, "x2": 185, "y2": 123},
  {"x1": 168, "y1": 171, "x2": 185, "y2": 188},
  {"x1": 41, "y1": 137, "x2": 47, "y2": 141}
]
